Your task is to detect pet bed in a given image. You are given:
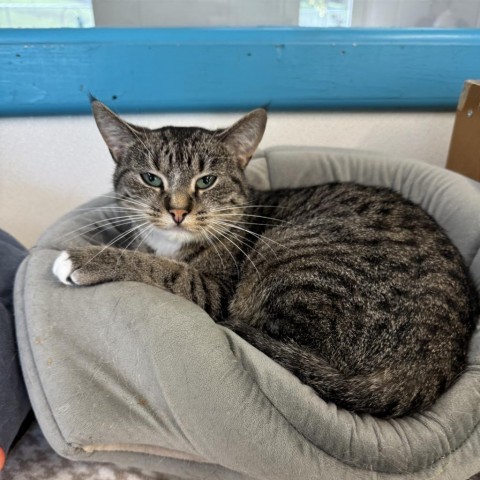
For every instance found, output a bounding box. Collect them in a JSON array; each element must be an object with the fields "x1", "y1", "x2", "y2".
[{"x1": 14, "y1": 146, "x2": 480, "y2": 480}]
